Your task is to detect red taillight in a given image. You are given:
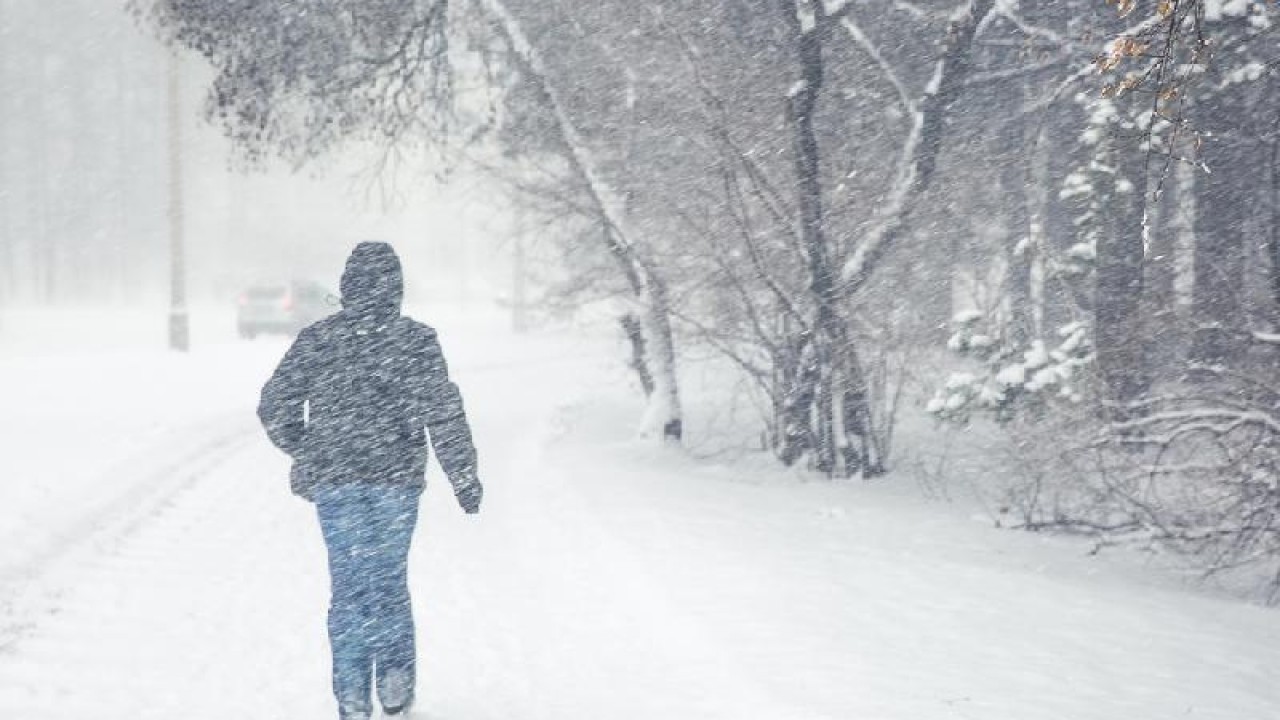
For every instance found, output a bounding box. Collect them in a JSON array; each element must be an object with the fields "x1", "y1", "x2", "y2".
[
  {"x1": 238, "y1": 293, "x2": 248, "y2": 306},
  {"x1": 281, "y1": 293, "x2": 294, "y2": 311}
]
